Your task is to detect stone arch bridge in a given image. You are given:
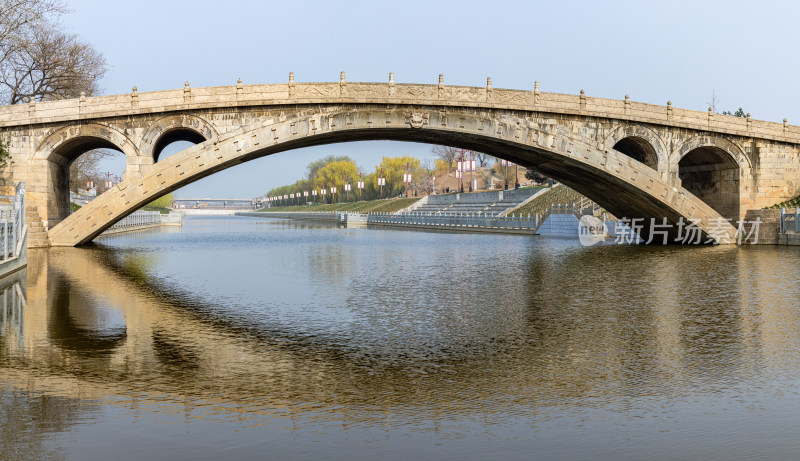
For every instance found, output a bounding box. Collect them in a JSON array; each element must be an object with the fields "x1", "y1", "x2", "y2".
[{"x1": 1, "y1": 73, "x2": 799, "y2": 246}]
